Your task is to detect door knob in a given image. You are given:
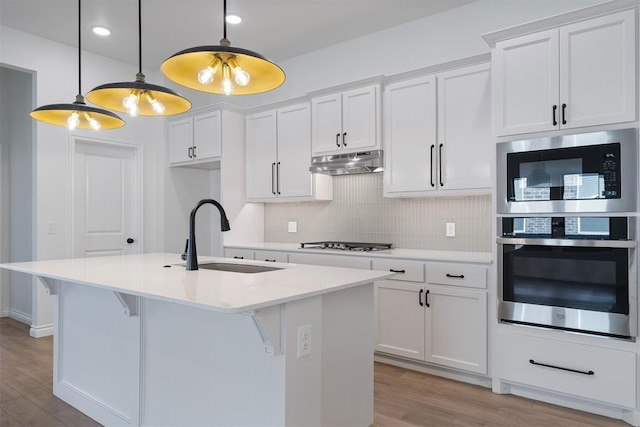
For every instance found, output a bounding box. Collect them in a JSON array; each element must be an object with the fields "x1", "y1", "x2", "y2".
[{"x1": 127, "y1": 238, "x2": 135, "y2": 244}]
